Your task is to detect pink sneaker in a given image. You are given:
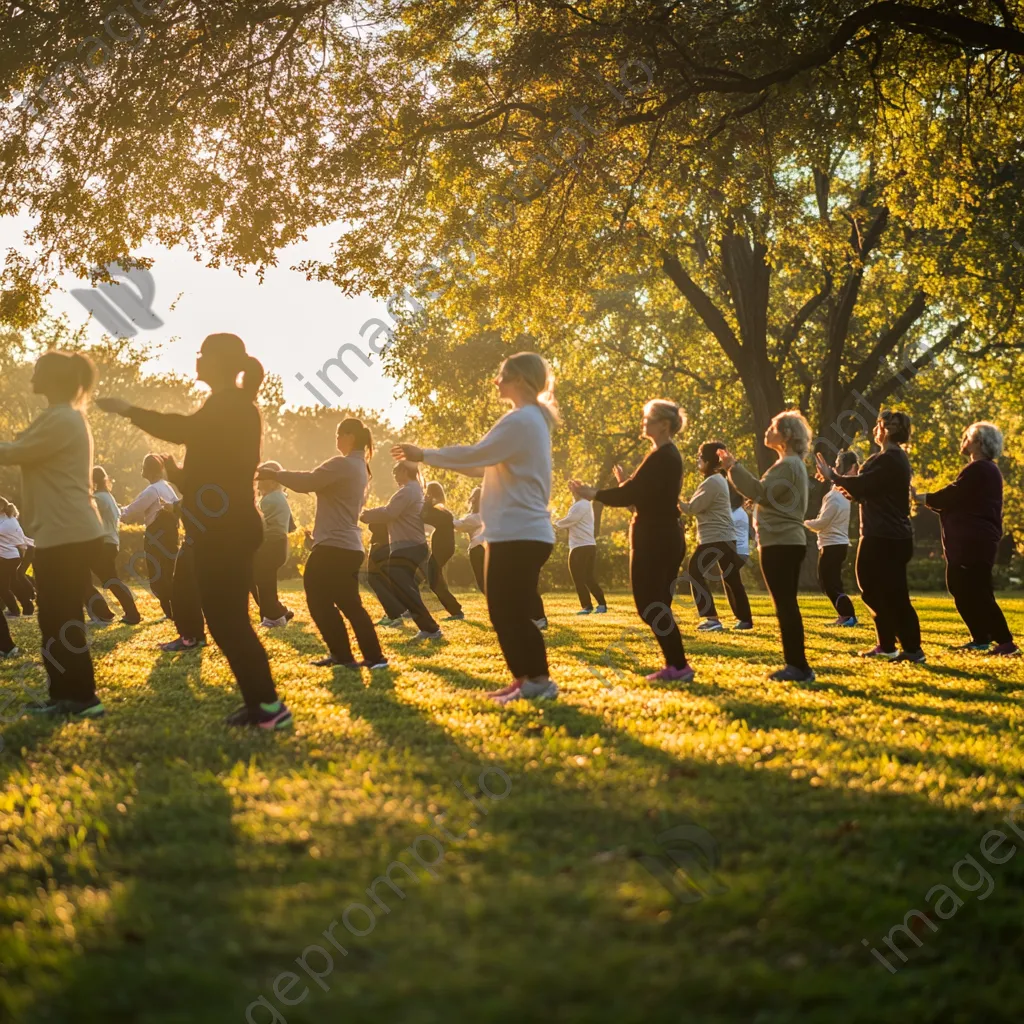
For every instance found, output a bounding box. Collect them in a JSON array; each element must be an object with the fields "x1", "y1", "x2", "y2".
[
  {"x1": 490, "y1": 686, "x2": 522, "y2": 705},
  {"x1": 645, "y1": 664, "x2": 695, "y2": 683}
]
